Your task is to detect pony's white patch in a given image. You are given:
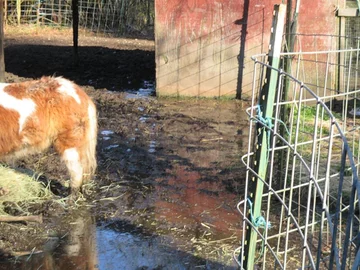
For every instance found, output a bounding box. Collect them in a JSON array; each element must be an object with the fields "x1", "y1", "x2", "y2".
[
  {"x1": 22, "y1": 136, "x2": 31, "y2": 145},
  {"x1": 63, "y1": 148, "x2": 83, "y2": 188},
  {"x1": 0, "y1": 84, "x2": 36, "y2": 132},
  {"x1": 55, "y1": 77, "x2": 81, "y2": 104}
]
